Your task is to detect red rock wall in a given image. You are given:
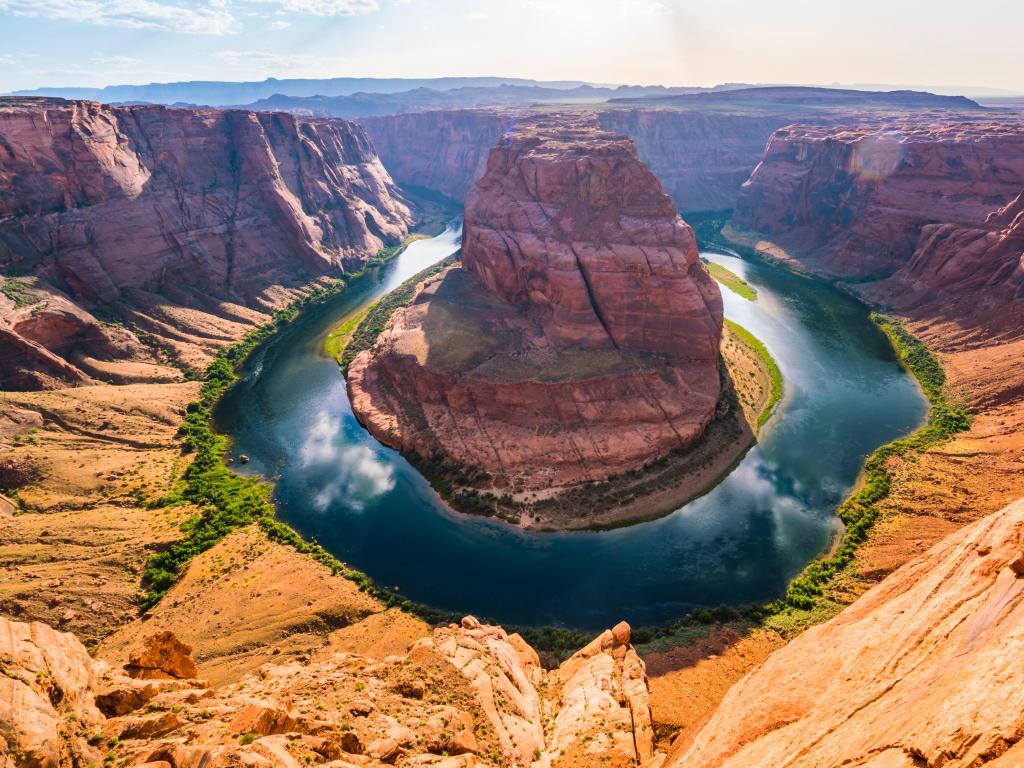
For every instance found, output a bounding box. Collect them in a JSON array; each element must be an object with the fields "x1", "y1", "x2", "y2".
[
  {"x1": 596, "y1": 110, "x2": 793, "y2": 212},
  {"x1": 0, "y1": 98, "x2": 413, "y2": 389},
  {"x1": 863, "y1": 191, "x2": 1024, "y2": 340},
  {"x1": 733, "y1": 120, "x2": 1024, "y2": 279},
  {"x1": 361, "y1": 108, "x2": 794, "y2": 213},
  {"x1": 0, "y1": 98, "x2": 412, "y2": 304},
  {"x1": 359, "y1": 110, "x2": 511, "y2": 201}
]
